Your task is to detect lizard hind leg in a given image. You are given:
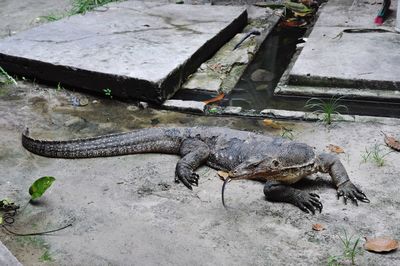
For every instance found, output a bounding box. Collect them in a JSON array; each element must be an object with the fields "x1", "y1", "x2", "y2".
[
  {"x1": 175, "y1": 139, "x2": 210, "y2": 190},
  {"x1": 263, "y1": 180, "x2": 323, "y2": 214}
]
